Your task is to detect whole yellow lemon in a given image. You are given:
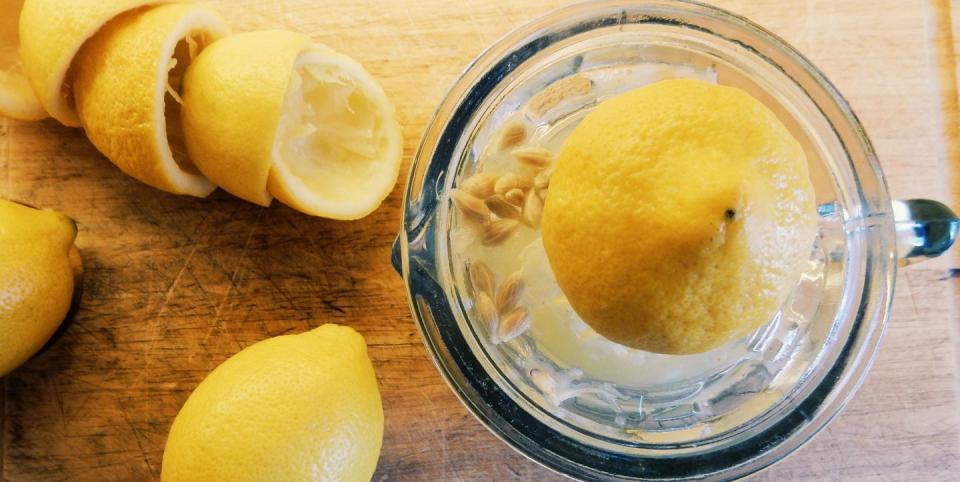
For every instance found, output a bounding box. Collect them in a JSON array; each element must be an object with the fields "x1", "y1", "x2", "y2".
[
  {"x1": 0, "y1": 199, "x2": 80, "y2": 376},
  {"x1": 541, "y1": 79, "x2": 817, "y2": 355},
  {"x1": 161, "y1": 324, "x2": 383, "y2": 481}
]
